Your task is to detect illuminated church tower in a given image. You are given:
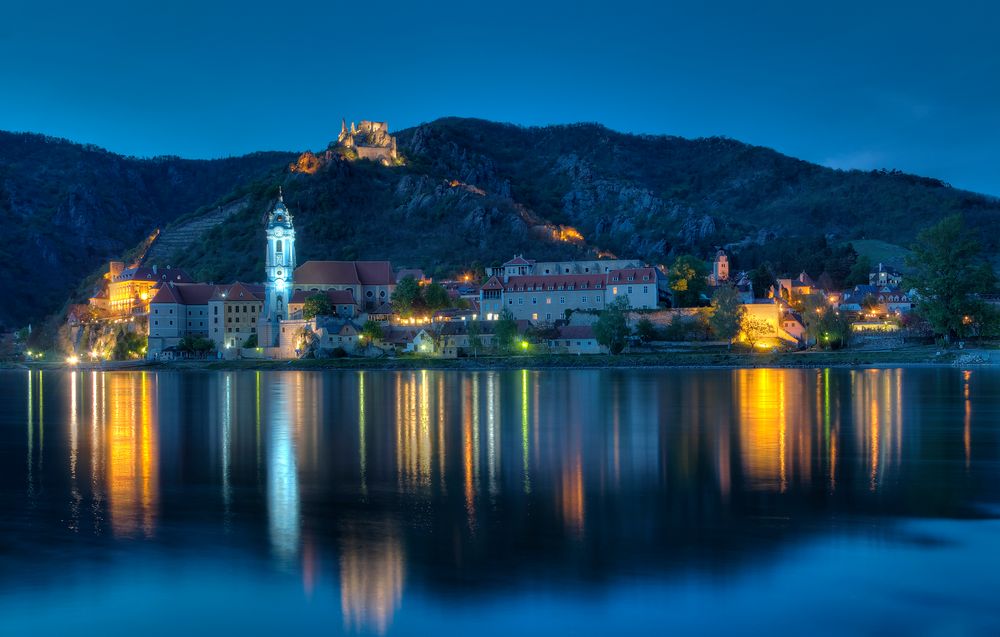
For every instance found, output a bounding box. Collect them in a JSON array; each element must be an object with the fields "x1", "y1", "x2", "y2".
[{"x1": 261, "y1": 189, "x2": 296, "y2": 347}]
